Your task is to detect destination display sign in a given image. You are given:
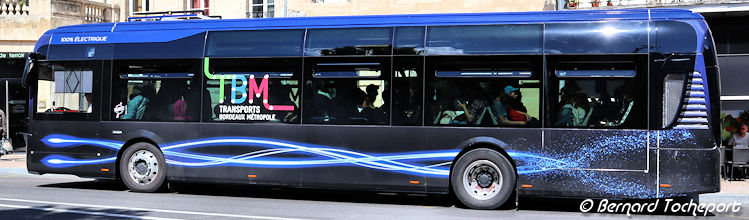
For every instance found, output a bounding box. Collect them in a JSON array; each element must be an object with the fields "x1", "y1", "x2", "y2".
[{"x1": 0, "y1": 52, "x2": 27, "y2": 59}]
